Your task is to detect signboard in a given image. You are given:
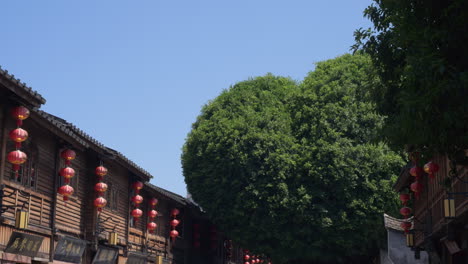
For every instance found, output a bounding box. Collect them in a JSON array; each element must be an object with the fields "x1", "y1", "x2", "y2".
[
  {"x1": 54, "y1": 236, "x2": 87, "y2": 263},
  {"x1": 127, "y1": 252, "x2": 147, "y2": 264},
  {"x1": 92, "y1": 246, "x2": 119, "y2": 264},
  {"x1": 4, "y1": 231, "x2": 44, "y2": 257}
]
